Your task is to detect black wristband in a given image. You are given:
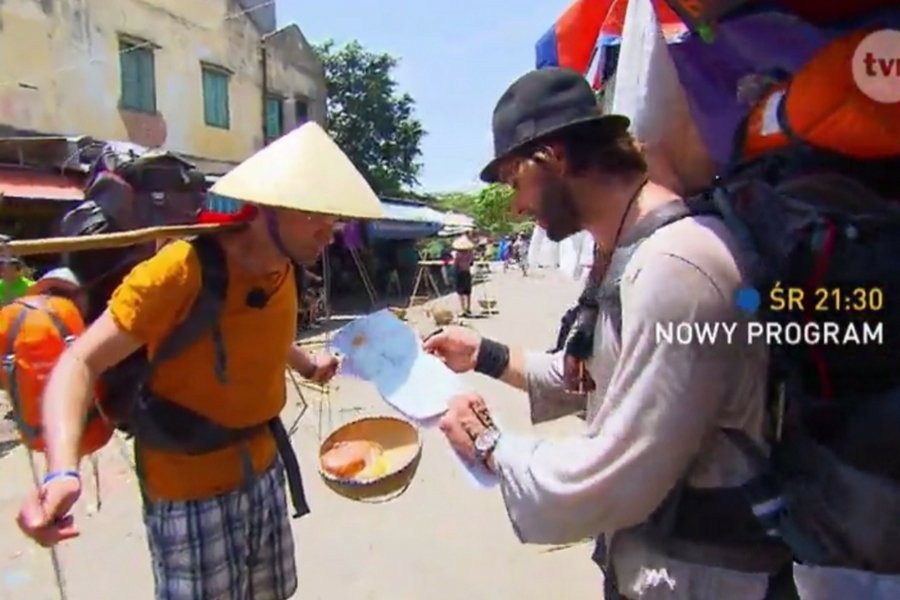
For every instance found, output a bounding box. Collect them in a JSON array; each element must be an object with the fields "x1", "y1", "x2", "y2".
[{"x1": 474, "y1": 338, "x2": 510, "y2": 379}]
